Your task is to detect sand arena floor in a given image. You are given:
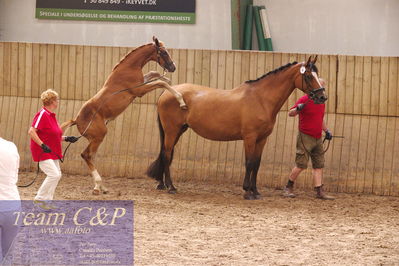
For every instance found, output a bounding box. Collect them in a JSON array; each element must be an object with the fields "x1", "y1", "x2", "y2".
[{"x1": 17, "y1": 172, "x2": 399, "y2": 266}]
